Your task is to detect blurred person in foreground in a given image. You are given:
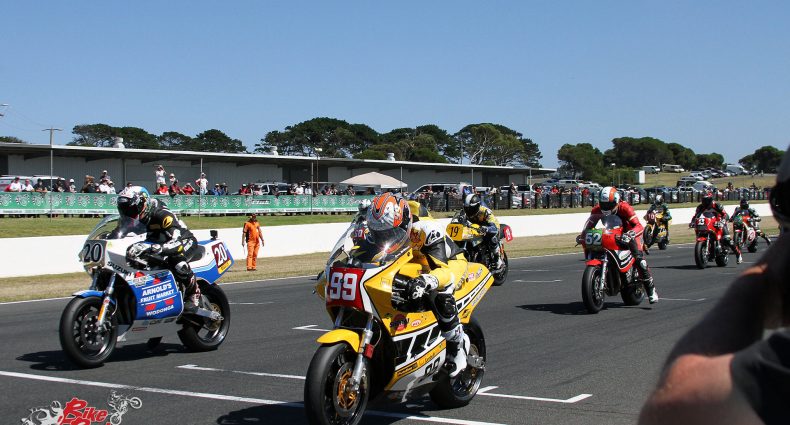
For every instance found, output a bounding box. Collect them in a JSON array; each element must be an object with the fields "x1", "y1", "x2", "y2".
[{"x1": 639, "y1": 147, "x2": 790, "y2": 425}]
